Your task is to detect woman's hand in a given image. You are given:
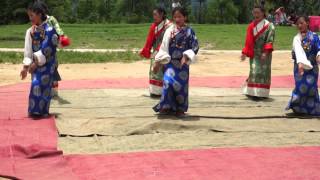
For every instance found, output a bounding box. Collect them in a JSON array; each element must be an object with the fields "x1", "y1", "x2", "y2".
[
  {"x1": 153, "y1": 61, "x2": 161, "y2": 73},
  {"x1": 317, "y1": 55, "x2": 320, "y2": 64},
  {"x1": 20, "y1": 66, "x2": 29, "y2": 80},
  {"x1": 261, "y1": 53, "x2": 268, "y2": 61},
  {"x1": 28, "y1": 62, "x2": 37, "y2": 74},
  {"x1": 298, "y1": 63, "x2": 304, "y2": 76},
  {"x1": 180, "y1": 55, "x2": 188, "y2": 68},
  {"x1": 240, "y1": 54, "x2": 246, "y2": 61}
]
